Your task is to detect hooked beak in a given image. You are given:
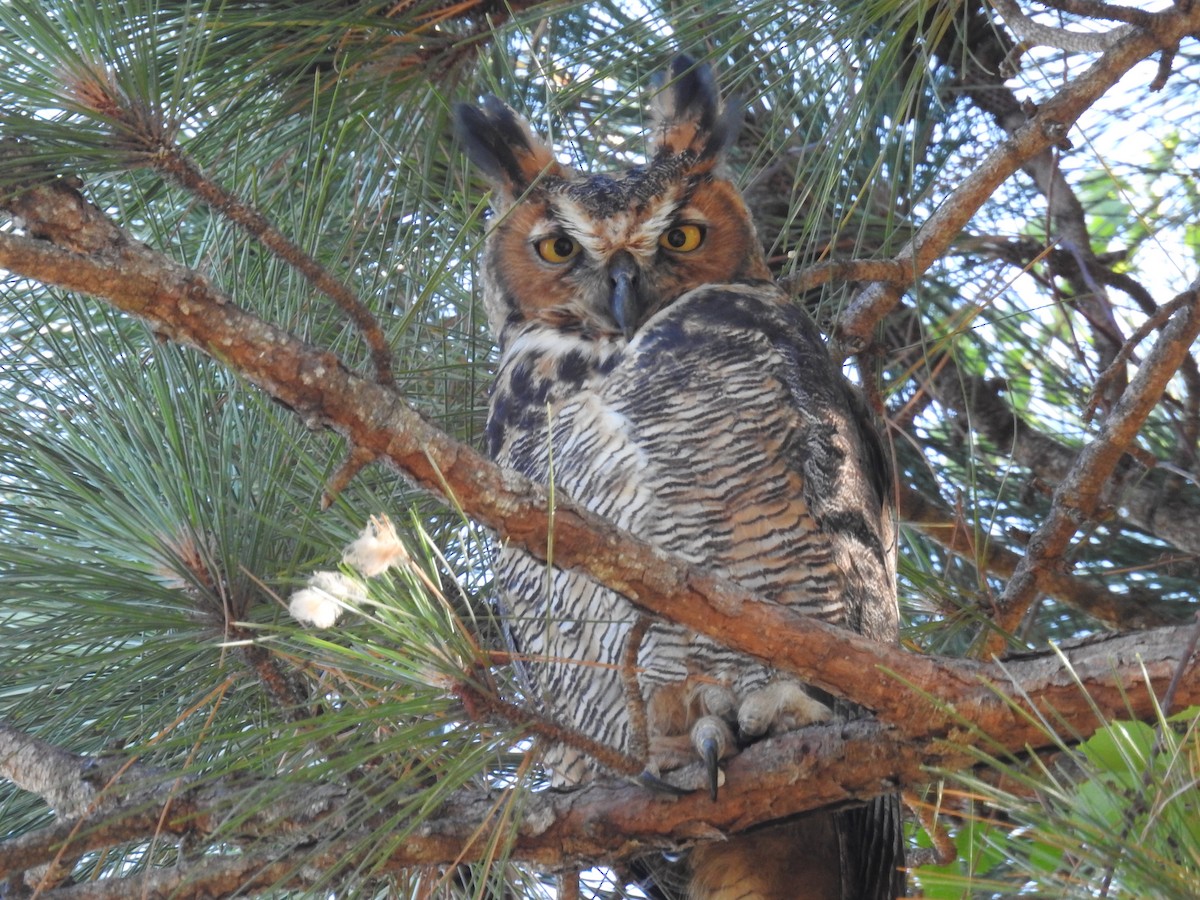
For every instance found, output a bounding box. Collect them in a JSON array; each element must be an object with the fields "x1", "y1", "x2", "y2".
[{"x1": 608, "y1": 252, "x2": 644, "y2": 340}]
